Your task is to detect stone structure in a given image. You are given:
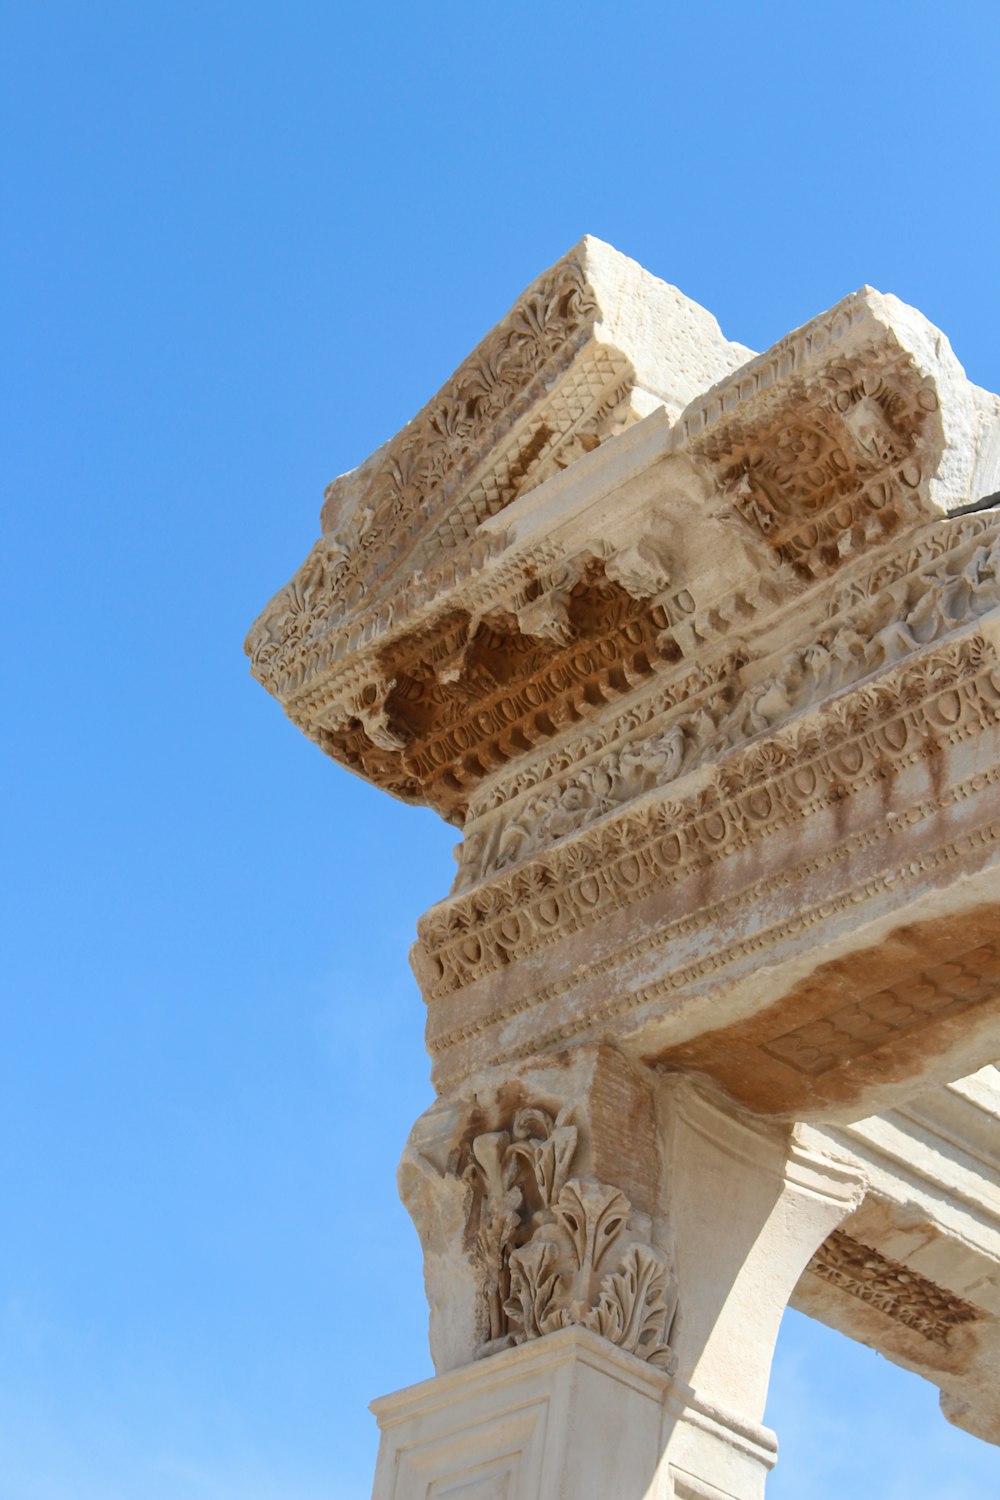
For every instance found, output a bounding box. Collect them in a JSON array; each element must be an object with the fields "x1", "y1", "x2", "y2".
[{"x1": 247, "y1": 239, "x2": 1000, "y2": 1497}]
